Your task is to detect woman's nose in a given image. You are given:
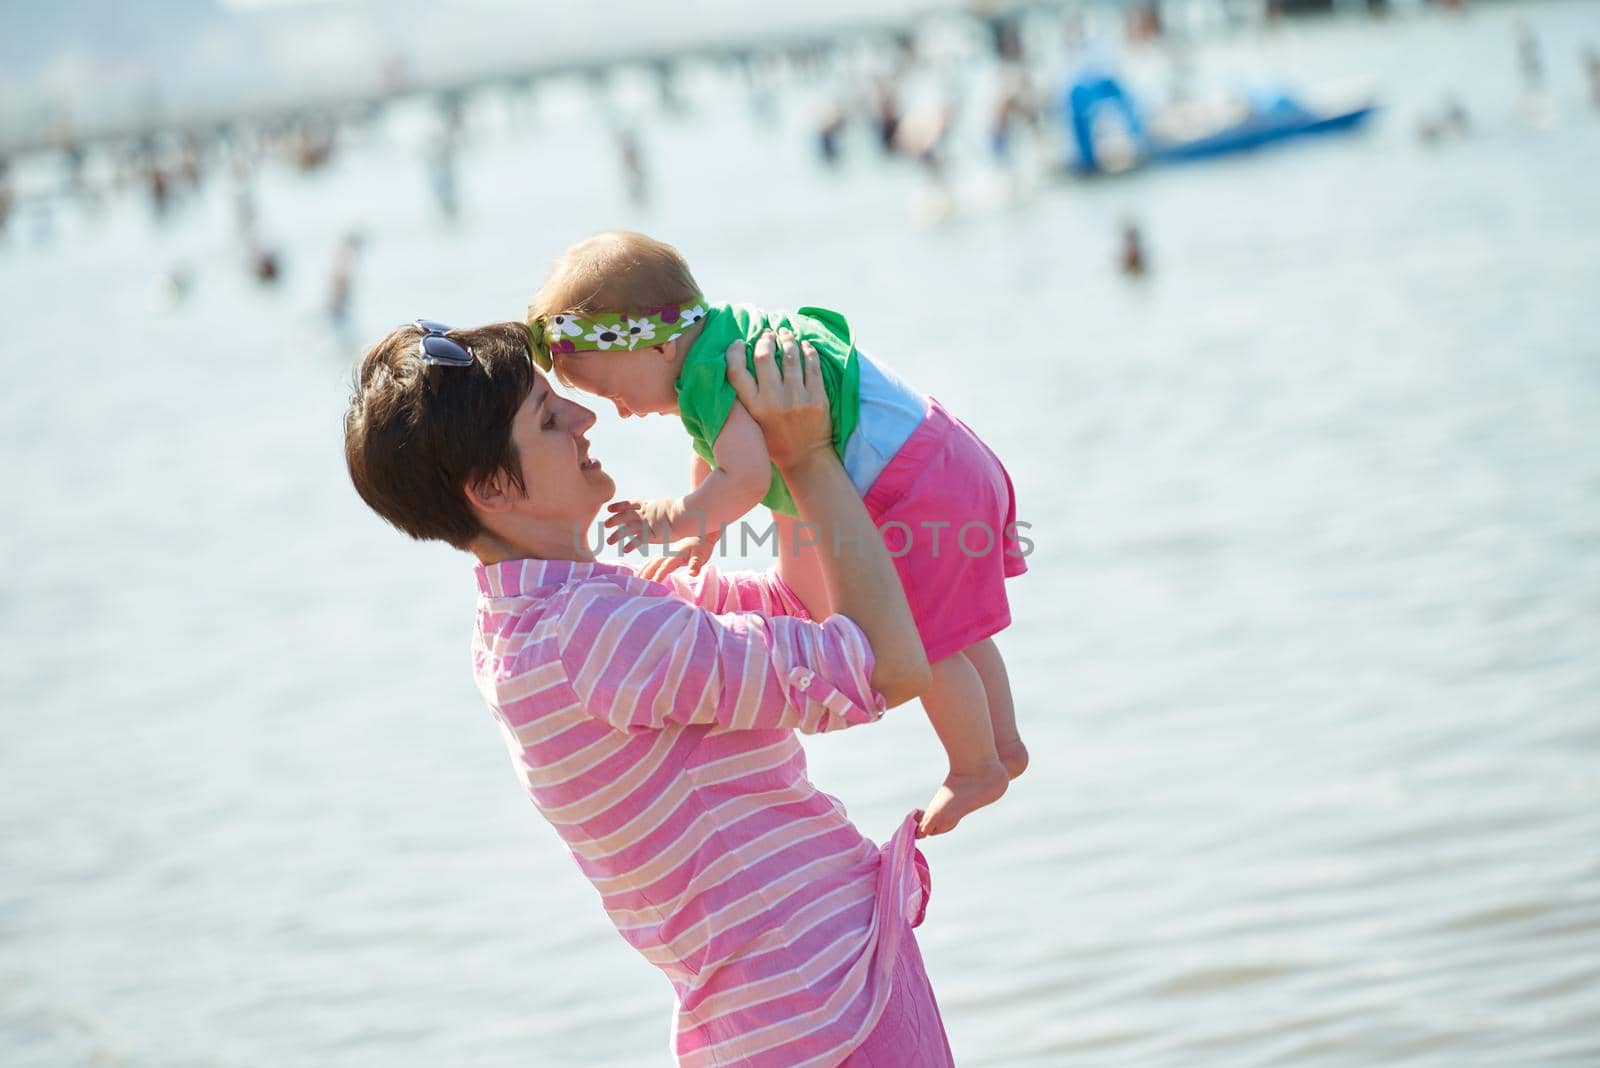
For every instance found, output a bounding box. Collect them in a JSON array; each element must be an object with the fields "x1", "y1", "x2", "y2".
[{"x1": 569, "y1": 400, "x2": 599, "y2": 431}]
